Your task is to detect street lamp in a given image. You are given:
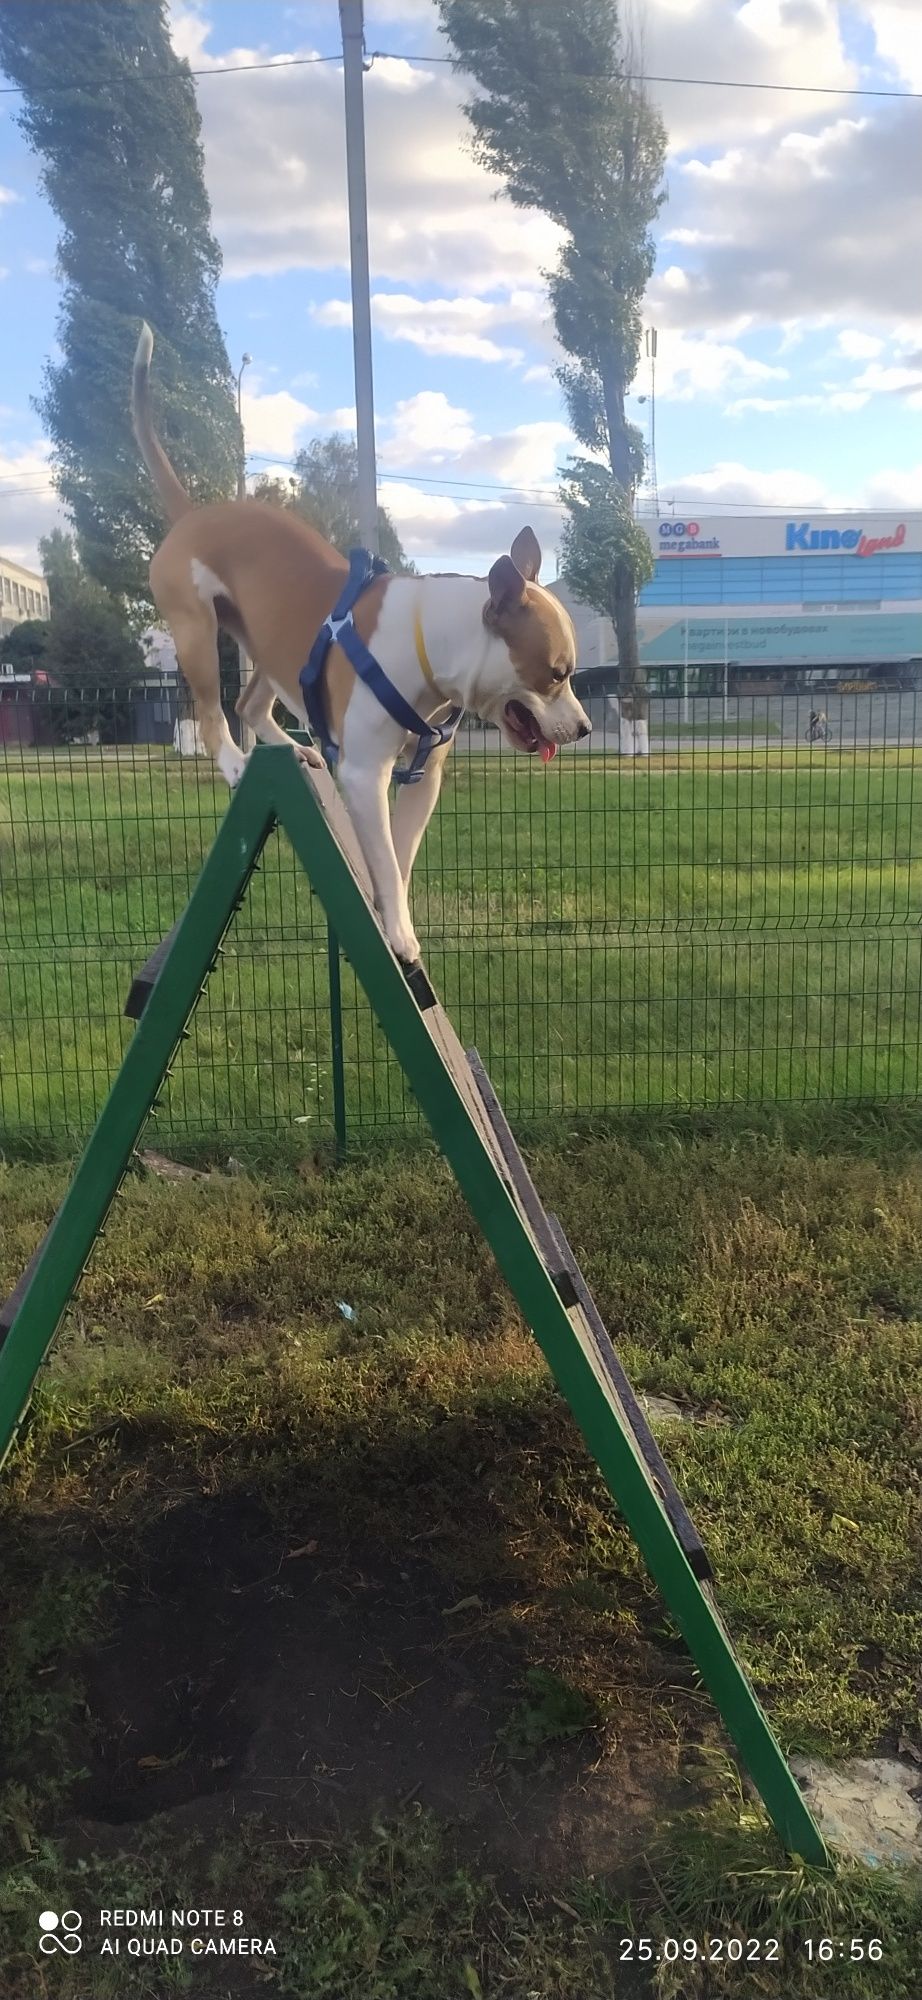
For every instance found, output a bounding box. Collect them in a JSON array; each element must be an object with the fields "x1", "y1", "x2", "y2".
[{"x1": 236, "y1": 352, "x2": 252, "y2": 502}]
